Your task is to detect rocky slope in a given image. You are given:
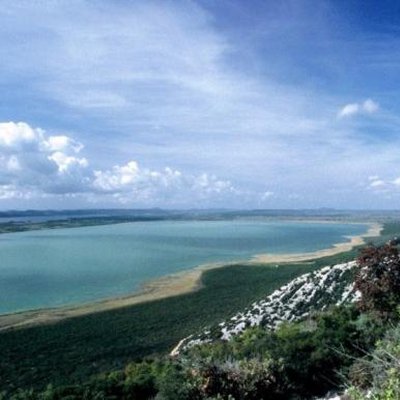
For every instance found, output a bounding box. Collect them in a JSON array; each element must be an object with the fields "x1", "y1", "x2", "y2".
[{"x1": 172, "y1": 261, "x2": 360, "y2": 355}]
